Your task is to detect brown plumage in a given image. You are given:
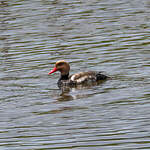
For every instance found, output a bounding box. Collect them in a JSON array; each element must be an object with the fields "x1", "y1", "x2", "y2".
[{"x1": 48, "y1": 60, "x2": 109, "y2": 87}]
